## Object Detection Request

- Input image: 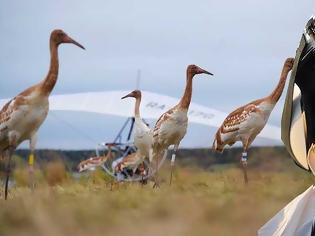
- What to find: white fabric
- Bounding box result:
[0,90,281,140]
[289,85,309,170]
[258,185,315,236]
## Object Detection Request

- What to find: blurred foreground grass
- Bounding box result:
[0,157,314,236]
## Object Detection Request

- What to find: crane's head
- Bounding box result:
[77,161,88,172]
[50,29,85,49]
[212,139,224,153]
[77,159,98,172]
[187,64,213,77]
[305,16,315,39]
[121,90,141,99]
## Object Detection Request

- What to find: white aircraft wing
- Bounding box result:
[0,90,280,141]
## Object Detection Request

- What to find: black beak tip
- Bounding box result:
[206,72,214,76]
[74,42,85,50]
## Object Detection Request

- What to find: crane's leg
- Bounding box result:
[240,139,250,184]
[169,144,179,186]
[241,151,248,184]
[137,161,146,186]
[148,149,153,163]
[29,134,37,191]
[152,149,166,188]
[4,145,16,200]
[153,152,160,188]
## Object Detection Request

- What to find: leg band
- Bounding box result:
[241,152,247,162]
[29,154,34,166]
[171,153,176,164]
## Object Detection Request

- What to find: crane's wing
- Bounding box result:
[219,102,263,134]
[153,107,175,138]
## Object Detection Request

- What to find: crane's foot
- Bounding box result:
[140,180,148,186]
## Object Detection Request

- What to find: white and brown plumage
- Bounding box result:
[213,58,294,183]
[113,153,147,187]
[121,90,153,163]
[0,29,85,199]
[114,152,142,174]
[152,64,213,186]
[78,145,113,172]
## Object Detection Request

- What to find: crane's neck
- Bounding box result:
[179,72,194,110]
[134,95,141,118]
[41,41,59,96]
[268,66,290,104]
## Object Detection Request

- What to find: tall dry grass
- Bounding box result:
[0,158,313,236]
[43,161,68,186]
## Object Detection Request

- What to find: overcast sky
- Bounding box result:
[0,0,314,149]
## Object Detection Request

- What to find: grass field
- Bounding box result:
[0,150,314,236]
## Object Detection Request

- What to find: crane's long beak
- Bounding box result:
[65,36,85,50]
[197,67,213,76]
[202,69,214,76]
[121,92,133,99]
